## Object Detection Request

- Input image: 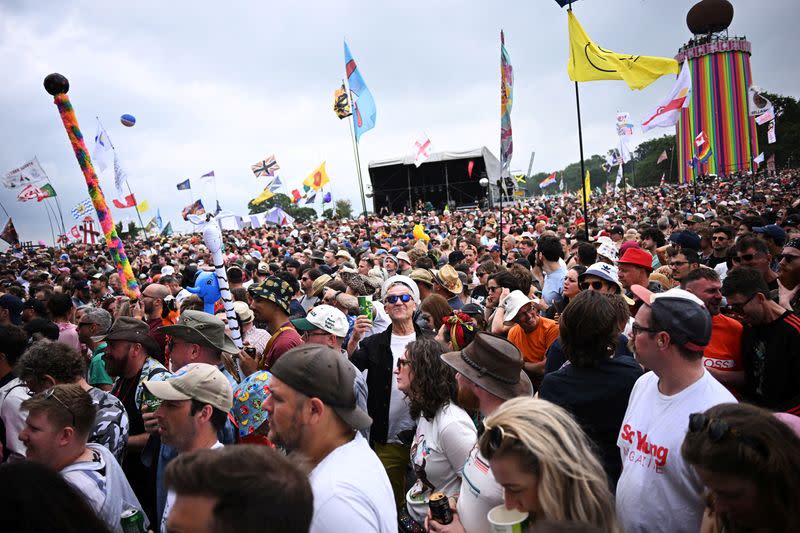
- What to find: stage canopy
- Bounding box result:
[367,147,501,214]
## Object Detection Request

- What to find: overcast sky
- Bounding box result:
[1,0,797,245]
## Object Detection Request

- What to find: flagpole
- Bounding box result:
[668,144,675,183]
[36,157,67,235]
[97,117,146,237]
[574,81,589,239]
[0,200,9,218]
[342,74,370,239]
[42,200,57,247]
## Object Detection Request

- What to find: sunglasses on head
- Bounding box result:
[43,388,76,427]
[688,412,768,457]
[484,424,515,453]
[385,294,413,304]
[579,280,605,290]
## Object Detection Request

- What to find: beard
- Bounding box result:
[456,382,480,412]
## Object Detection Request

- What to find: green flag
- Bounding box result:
[36,183,56,201]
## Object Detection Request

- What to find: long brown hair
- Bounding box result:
[405,337,457,420]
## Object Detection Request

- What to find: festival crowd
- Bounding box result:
[1,169,799,533]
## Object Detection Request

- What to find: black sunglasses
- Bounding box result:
[396,358,411,370]
[733,253,757,263]
[485,424,514,453]
[44,388,76,427]
[385,294,413,304]
[722,293,757,315]
[579,280,605,291]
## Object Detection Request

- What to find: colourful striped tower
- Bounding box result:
[675,38,758,182]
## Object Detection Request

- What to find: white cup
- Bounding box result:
[487,505,529,533]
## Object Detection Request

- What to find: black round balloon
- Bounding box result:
[43,73,69,95]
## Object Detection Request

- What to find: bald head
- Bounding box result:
[142,283,170,318]
[146,284,170,299]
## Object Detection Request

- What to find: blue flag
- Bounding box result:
[155,208,163,231]
[344,41,376,143]
[176,179,191,190]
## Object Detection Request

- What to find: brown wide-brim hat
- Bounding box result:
[441,331,532,400]
[433,264,463,295]
[160,310,239,354]
[93,316,161,355]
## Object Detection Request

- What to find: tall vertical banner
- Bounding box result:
[500,30,514,178]
[344,42,376,143]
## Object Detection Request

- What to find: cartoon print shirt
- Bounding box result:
[407,403,477,523]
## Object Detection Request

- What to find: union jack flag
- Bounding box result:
[251,155,280,178]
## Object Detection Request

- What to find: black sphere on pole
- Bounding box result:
[43,73,69,95]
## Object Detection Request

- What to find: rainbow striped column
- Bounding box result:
[675,38,759,183]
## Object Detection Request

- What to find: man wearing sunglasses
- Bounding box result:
[703,227,734,269]
[778,237,800,312]
[616,286,735,533]
[732,236,779,292]
[20,383,148,532]
[722,267,800,413]
[349,275,424,508]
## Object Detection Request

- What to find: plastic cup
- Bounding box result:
[487,505,528,533]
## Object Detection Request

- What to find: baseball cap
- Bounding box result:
[291,304,349,338]
[144,362,233,413]
[160,265,175,276]
[668,230,701,251]
[381,275,420,304]
[630,285,711,351]
[0,294,24,325]
[752,224,787,245]
[233,301,254,324]
[270,344,372,431]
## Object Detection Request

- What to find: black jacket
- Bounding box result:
[351,322,425,445]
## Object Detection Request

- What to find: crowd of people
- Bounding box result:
[1,168,800,533]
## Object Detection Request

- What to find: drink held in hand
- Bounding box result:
[358,295,373,321]
[428,492,453,525]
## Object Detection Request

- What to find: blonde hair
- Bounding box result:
[479,398,620,532]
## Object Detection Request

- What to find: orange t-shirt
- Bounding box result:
[703,313,743,395]
[507,318,560,363]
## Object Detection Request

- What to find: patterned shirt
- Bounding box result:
[88,386,129,463]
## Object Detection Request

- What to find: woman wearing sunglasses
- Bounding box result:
[681,402,800,533]
[477,397,620,531]
[395,337,477,531]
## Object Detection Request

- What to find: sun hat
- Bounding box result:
[93,316,160,354]
[501,290,538,323]
[396,251,412,265]
[247,276,294,314]
[580,262,621,285]
[630,285,711,351]
[432,264,463,295]
[409,268,434,288]
[270,344,372,431]
[233,301,254,324]
[232,371,272,438]
[619,248,654,272]
[161,310,239,354]
[144,362,233,413]
[441,332,533,400]
[596,241,619,263]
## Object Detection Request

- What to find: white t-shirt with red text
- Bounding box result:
[615,370,736,533]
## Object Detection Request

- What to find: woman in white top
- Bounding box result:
[396,337,477,529]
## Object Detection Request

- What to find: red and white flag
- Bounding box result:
[112,194,137,209]
[657,150,668,164]
[641,62,692,132]
[413,136,432,168]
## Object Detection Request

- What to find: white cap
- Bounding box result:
[292,304,349,337]
[502,290,539,323]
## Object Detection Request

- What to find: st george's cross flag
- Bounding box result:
[641,61,692,132]
[414,136,432,167]
[252,155,280,178]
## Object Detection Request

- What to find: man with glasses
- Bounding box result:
[100,316,171,523]
[667,248,700,285]
[722,267,800,412]
[778,238,800,312]
[349,275,423,508]
[732,236,779,292]
[77,308,115,392]
[20,383,148,532]
[297,268,323,311]
[704,227,734,269]
[616,286,735,533]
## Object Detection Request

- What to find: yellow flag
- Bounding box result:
[136,200,150,213]
[302,162,330,191]
[567,11,679,90]
[251,188,274,206]
[583,170,591,205]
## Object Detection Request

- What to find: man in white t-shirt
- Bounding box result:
[616,286,736,533]
[432,332,534,533]
[20,384,146,533]
[143,363,233,533]
[265,344,396,533]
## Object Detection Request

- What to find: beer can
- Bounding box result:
[428,492,453,525]
[120,508,147,533]
[358,295,373,321]
[142,388,162,412]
